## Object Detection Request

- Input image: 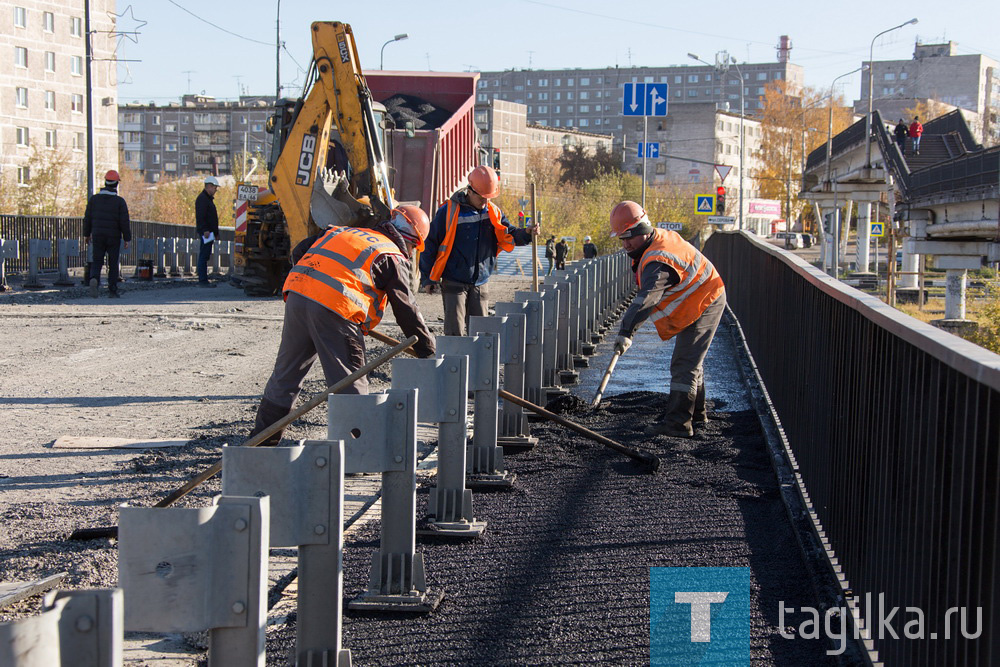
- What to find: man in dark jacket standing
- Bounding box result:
[195,176,221,287]
[545,236,556,275]
[84,169,131,298]
[583,235,598,259]
[419,166,538,336]
[893,119,908,153]
[554,237,569,270]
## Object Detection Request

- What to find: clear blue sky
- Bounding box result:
[114,0,996,106]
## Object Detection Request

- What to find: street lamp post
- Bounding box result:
[380,33,408,70]
[689,53,744,230]
[828,66,867,277]
[865,18,917,167]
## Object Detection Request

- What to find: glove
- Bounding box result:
[614,335,632,356]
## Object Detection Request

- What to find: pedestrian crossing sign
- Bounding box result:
[871,222,885,237]
[695,195,716,215]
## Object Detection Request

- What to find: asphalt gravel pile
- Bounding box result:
[382,93,453,130]
[265,391,834,665]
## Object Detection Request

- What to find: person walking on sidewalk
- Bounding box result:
[249,206,436,445]
[545,236,556,275]
[84,170,131,299]
[893,119,908,154]
[609,201,726,438]
[909,116,924,155]
[195,176,221,287]
[420,165,538,335]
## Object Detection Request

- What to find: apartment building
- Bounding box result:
[858,41,1000,144]
[118,95,274,183]
[1,1,118,193]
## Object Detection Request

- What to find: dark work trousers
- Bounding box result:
[668,290,727,395]
[91,234,121,293]
[261,292,368,416]
[440,278,489,336]
[197,239,214,283]
[546,257,554,275]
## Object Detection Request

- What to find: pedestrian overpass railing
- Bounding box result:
[0,215,234,275]
[704,230,1000,666]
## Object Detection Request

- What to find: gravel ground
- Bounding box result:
[0,272,531,624]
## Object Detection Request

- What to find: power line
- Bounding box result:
[165,0,271,46]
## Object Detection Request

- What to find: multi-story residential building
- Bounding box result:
[474,99,615,194]
[477,41,802,177]
[118,95,274,182]
[1,1,118,196]
[857,41,1000,144]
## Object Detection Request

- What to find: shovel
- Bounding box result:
[68,335,418,541]
[367,330,659,472]
[590,350,622,408]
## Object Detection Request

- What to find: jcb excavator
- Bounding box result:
[236,22,396,296]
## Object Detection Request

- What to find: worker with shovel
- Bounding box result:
[249,206,437,445]
[609,201,726,438]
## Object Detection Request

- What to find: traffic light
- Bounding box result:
[716,186,726,215]
[492,148,501,173]
[518,211,525,227]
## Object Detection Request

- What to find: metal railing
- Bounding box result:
[908,146,1000,201]
[805,114,869,173]
[705,230,1000,666]
[0,215,234,274]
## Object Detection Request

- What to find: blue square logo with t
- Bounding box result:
[650,567,751,665]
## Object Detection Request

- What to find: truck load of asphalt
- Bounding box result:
[382,93,453,131]
[265,391,834,665]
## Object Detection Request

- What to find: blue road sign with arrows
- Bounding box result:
[637,142,660,158]
[622,83,669,117]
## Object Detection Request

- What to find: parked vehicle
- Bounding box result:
[772,232,804,249]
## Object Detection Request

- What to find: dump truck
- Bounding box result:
[235,22,484,297]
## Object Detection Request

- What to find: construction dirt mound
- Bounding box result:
[382,94,452,131]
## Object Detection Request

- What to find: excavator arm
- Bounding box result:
[240,21,396,296]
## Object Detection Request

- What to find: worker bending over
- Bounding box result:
[420,165,538,335]
[250,206,436,444]
[610,201,726,438]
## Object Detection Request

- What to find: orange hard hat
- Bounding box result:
[609,201,651,238]
[104,169,120,182]
[390,205,430,252]
[467,165,500,199]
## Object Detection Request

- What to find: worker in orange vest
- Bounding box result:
[420,165,538,335]
[249,206,436,444]
[609,201,727,438]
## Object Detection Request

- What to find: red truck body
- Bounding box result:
[364,71,480,220]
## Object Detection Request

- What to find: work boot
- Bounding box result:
[644,390,695,437]
[693,382,707,424]
[108,291,121,299]
[89,278,98,298]
[248,398,292,446]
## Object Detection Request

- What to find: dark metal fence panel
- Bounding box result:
[0,215,233,274]
[908,147,1000,200]
[704,231,1000,665]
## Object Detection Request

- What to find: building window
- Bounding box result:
[538,79,548,86]
[514,85,524,91]
[537,105,547,113]
[70,16,82,36]
[774,72,783,80]
[688,90,698,97]
[18,166,30,185]
[45,129,56,148]
[527,105,533,114]
[477,93,487,102]
[655,163,666,175]
[567,92,574,100]
[555,79,561,86]
[16,127,29,146]
[579,91,589,100]
[165,122,177,132]
[579,119,588,127]
[538,92,548,101]
[14,6,26,28]
[688,74,699,83]
[45,90,55,110]
[151,135,160,145]
[15,46,28,68]
[884,72,896,81]
[705,74,712,82]
[252,123,264,132]
[71,93,83,112]
[756,87,764,95]
[181,154,189,165]
[16,87,28,108]
[75,170,85,185]
[756,72,767,81]
[71,55,82,75]
[43,11,53,32]
[151,114,160,125]
[182,136,190,146]
[580,105,589,113]
[899,72,908,80]
[567,78,574,86]
[151,154,160,165]
[580,77,590,85]
[45,51,55,72]
[165,142,177,151]
[73,132,83,149]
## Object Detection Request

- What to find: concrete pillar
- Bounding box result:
[841,200,854,265]
[855,201,871,273]
[945,269,967,320]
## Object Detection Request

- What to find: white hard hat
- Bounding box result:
[584,236,592,242]
[204,176,220,186]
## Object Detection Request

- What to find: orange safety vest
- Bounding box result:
[638,228,725,341]
[428,200,515,282]
[283,226,403,334]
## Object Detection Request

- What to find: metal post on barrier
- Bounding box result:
[392,356,486,537]
[0,588,124,667]
[155,238,168,278]
[221,440,353,663]
[497,300,544,409]
[469,313,538,449]
[542,276,576,385]
[210,240,225,278]
[165,239,181,277]
[55,239,80,286]
[175,239,191,276]
[0,238,20,291]
[118,495,270,666]
[436,334,513,488]
[24,239,52,289]
[326,389,443,612]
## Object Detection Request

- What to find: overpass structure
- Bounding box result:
[801,109,1000,327]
